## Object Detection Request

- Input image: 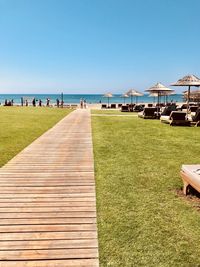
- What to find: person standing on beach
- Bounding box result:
[84,99,87,109]
[46,98,50,107]
[39,99,42,107]
[56,98,60,107]
[25,100,28,106]
[80,99,83,109]
[32,98,36,107]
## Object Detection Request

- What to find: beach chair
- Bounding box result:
[191,108,200,126]
[128,104,135,112]
[133,104,144,112]
[111,104,116,109]
[121,105,129,112]
[101,104,107,109]
[138,107,157,119]
[148,103,153,107]
[180,165,200,195]
[71,104,78,109]
[161,105,177,116]
[169,111,190,126]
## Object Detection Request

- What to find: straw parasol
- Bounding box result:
[146,82,174,115]
[126,89,143,104]
[120,93,129,104]
[103,92,113,107]
[171,74,200,118]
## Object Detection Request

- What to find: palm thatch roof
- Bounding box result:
[171,74,200,86]
[146,82,174,93]
[126,89,143,96]
[103,92,113,98]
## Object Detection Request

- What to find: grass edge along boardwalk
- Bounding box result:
[0,109,99,267]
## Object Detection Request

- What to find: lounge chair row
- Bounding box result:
[121,104,145,112]
[138,106,200,126]
[101,104,121,109]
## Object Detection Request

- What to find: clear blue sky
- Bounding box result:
[0,0,200,94]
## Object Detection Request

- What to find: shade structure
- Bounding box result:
[171,75,200,118]
[146,83,174,115]
[120,93,129,104]
[183,89,200,103]
[103,92,113,107]
[126,89,144,104]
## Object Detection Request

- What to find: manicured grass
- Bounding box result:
[92,113,200,266]
[0,107,72,167]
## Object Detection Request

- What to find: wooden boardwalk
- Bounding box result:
[0,109,99,267]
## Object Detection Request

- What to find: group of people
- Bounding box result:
[80,99,87,109]
[4,99,14,106]
[20,98,50,107]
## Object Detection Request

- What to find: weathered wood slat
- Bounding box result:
[0,218,96,225]
[0,239,98,250]
[0,110,99,266]
[0,231,97,241]
[0,248,98,260]
[0,259,99,267]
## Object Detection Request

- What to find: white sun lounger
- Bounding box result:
[180,165,200,195]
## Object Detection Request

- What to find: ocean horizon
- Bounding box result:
[0,93,184,105]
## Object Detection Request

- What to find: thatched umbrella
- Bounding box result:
[146,82,174,115]
[126,89,143,104]
[183,89,200,103]
[103,92,113,107]
[120,93,129,104]
[171,75,200,118]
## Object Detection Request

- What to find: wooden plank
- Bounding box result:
[0,259,99,267]
[0,239,98,250]
[0,207,96,212]
[0,211,96,218]
[0,217,96,225]
[0,231,97,241]
[0,248,98,260]
[0,224,97,233]
[0,201,96,207]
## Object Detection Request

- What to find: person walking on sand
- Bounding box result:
[56,98,60,107]
[84,99,87,109]
[80,99,83,109]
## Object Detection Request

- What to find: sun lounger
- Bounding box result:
[189,106,199,113]
[161,105,177,116]
[180,165,200,195]
[111,104,116,109]
[168,111,190,126]
[101,104,107,109]
[138,107,157,119]
[121,105,129,112]
[71,104,78,109]
[133,104,144,112]
[191,108,200,126]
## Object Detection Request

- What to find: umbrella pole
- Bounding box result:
[186,86,190,119]
[157,93,160,117]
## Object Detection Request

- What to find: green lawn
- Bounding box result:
[92,113,200,267]
[0,107,72,167]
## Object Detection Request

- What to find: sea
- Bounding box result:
[0,94,184,105]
